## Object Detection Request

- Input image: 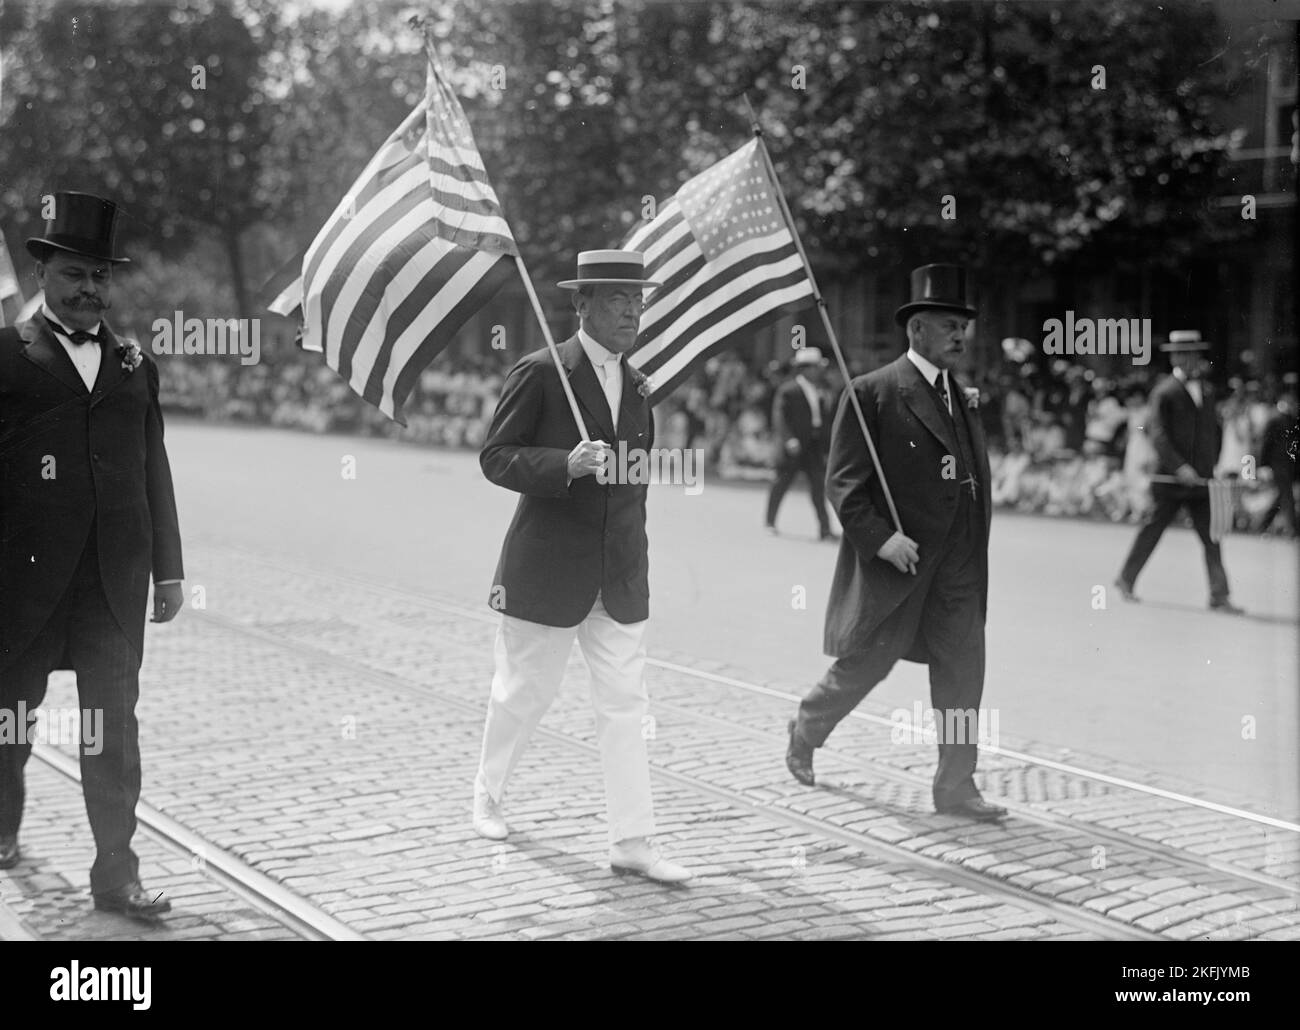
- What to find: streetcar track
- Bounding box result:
[634,696,1300,899]
[190,606,1168,940]
[27,743,368,941]
[193,544,1300,897]
[209,543,1300,835]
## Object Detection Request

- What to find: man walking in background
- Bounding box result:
[1115,330,1244,613]
[765,347,836,540]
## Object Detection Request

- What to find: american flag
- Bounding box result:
[286,50,516,422]
[623,139,816,404]
[1207,478,1237,542]
[0,229,22,326]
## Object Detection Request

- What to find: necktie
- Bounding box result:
[933,371,952,416]
[67,328,100,346]
[601,356,621,424]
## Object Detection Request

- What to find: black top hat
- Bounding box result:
[557,249,661,290]
[894,264,975,327]
[26,191,131,265]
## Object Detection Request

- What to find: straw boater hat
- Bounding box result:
[557,249,661,290]
[792,347,828,367]
[894,263,976,327]
[26,191,131,264]
[1160,329,1211,353]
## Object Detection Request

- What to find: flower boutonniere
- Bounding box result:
[628,365,653,399]
[117,337,144,374]
[963,386,981,410]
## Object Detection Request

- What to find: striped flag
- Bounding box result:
[262,251,305,317]
[1207,478,1236,542]
[0,228,22,327]
[623,138,816,404]
[295,50,517,422]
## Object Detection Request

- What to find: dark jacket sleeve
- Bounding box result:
[479,359,572,498]
[772,382,792,444]
[145,356,185,581]
[826,378,895,562]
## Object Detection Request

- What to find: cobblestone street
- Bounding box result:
[4,535,1296,941]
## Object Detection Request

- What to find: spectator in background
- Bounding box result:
[1257,391,1298,537]
[1059,365,1091,454]
[1216,377,1255,479]
[765,347,836,540]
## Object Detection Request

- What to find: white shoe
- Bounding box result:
[609,837,692,884]
[472,780,509,841]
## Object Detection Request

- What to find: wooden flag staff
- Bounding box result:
[415,17,589,443]
[515,250,591,444]
[742,96,904,535]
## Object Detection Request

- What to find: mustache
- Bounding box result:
[67,295,109,310]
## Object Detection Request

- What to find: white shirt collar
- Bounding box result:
[42,303,102,340]
[906,347,945,389]
[577,327,618,370]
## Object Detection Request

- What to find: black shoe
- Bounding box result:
[1210,599,1245,615]
[0,834,19,870]
[93,881,172,921]
[1114,578,1139,602]
[935,797,1007,822]
[786,720,815,787]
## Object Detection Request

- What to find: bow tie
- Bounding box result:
[49,319,101,345]
[65,328,102,346]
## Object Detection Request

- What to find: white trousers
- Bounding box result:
[476,593,655,843]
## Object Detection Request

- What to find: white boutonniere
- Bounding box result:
[628,365,652,399]
[117,337,144,374]
[963,387,980,410]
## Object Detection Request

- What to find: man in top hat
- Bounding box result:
[1115,330,1243,612]
[0,191,184,918]
[471,249,691,883]
[785,264,1007,822]
[765,346,837,540]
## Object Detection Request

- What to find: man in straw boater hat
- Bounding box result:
[1115,329,1244,613]
[471,249,691,883]
[0,191,184,918]
[785,264,1007,822]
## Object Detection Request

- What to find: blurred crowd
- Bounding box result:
[653,353,1299,534]
[158,341,1298,536]
[160,340,505,448]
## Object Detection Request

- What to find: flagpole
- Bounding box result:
[413,18,589,443]
[742,96,903,535]
[514,251,591,442]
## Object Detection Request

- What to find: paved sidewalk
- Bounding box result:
[3,538,1297,940]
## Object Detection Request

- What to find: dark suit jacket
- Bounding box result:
[823,354,992,659]
[771,377,831,456]
[0,313,184,669]
[1147,373,1219,479]
[481,334,653,627]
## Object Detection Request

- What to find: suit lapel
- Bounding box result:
[615,356,649,444]
[91,323,127,404]
[896,354,957,452]
[18,313,89,396]
[950,372,993,508]
[559,335,616,441]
